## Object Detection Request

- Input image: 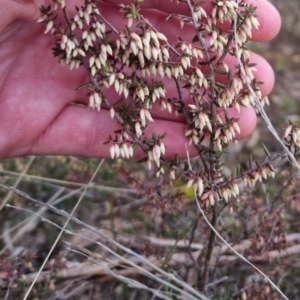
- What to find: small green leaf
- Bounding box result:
[75,82,90,90]
[262,143,272,159]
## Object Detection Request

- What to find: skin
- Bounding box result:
[0,0,281,159]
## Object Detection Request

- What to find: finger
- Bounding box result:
[70,48,272,128]
[27,105,196,158]
[241,0,281,42]
[204,0,281,42]
[100,0,281,42]
[27,104,254,159]
[219,51,275,97]
[97,50,274,122]
[155,50,275,103]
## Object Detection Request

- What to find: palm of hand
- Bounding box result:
[0,19,87,157]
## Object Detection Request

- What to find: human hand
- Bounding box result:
[0,0,281,159]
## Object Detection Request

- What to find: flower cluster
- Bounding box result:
[217,181,240,203]
[217,76,243,109]
[187,175,204,197]
[186,173,240,207]
[145,135,166,170]
[214,117,240,151]
[188,104,212,132]
[108,131,135,159]
[110,143,134,159]
[199,182,239,208]
[235,5,260,46]
[284,123,300,154]
[242,163,275,187]
[211,0,239,23]
[39,0,274,206]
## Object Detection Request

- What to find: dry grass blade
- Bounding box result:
[22,159,105,300]
[0,156,35,211]
[0,169,134,193]
[4,188,209,300]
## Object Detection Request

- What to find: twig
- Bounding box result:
[185,144,289,300]
[199,206,218,291]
